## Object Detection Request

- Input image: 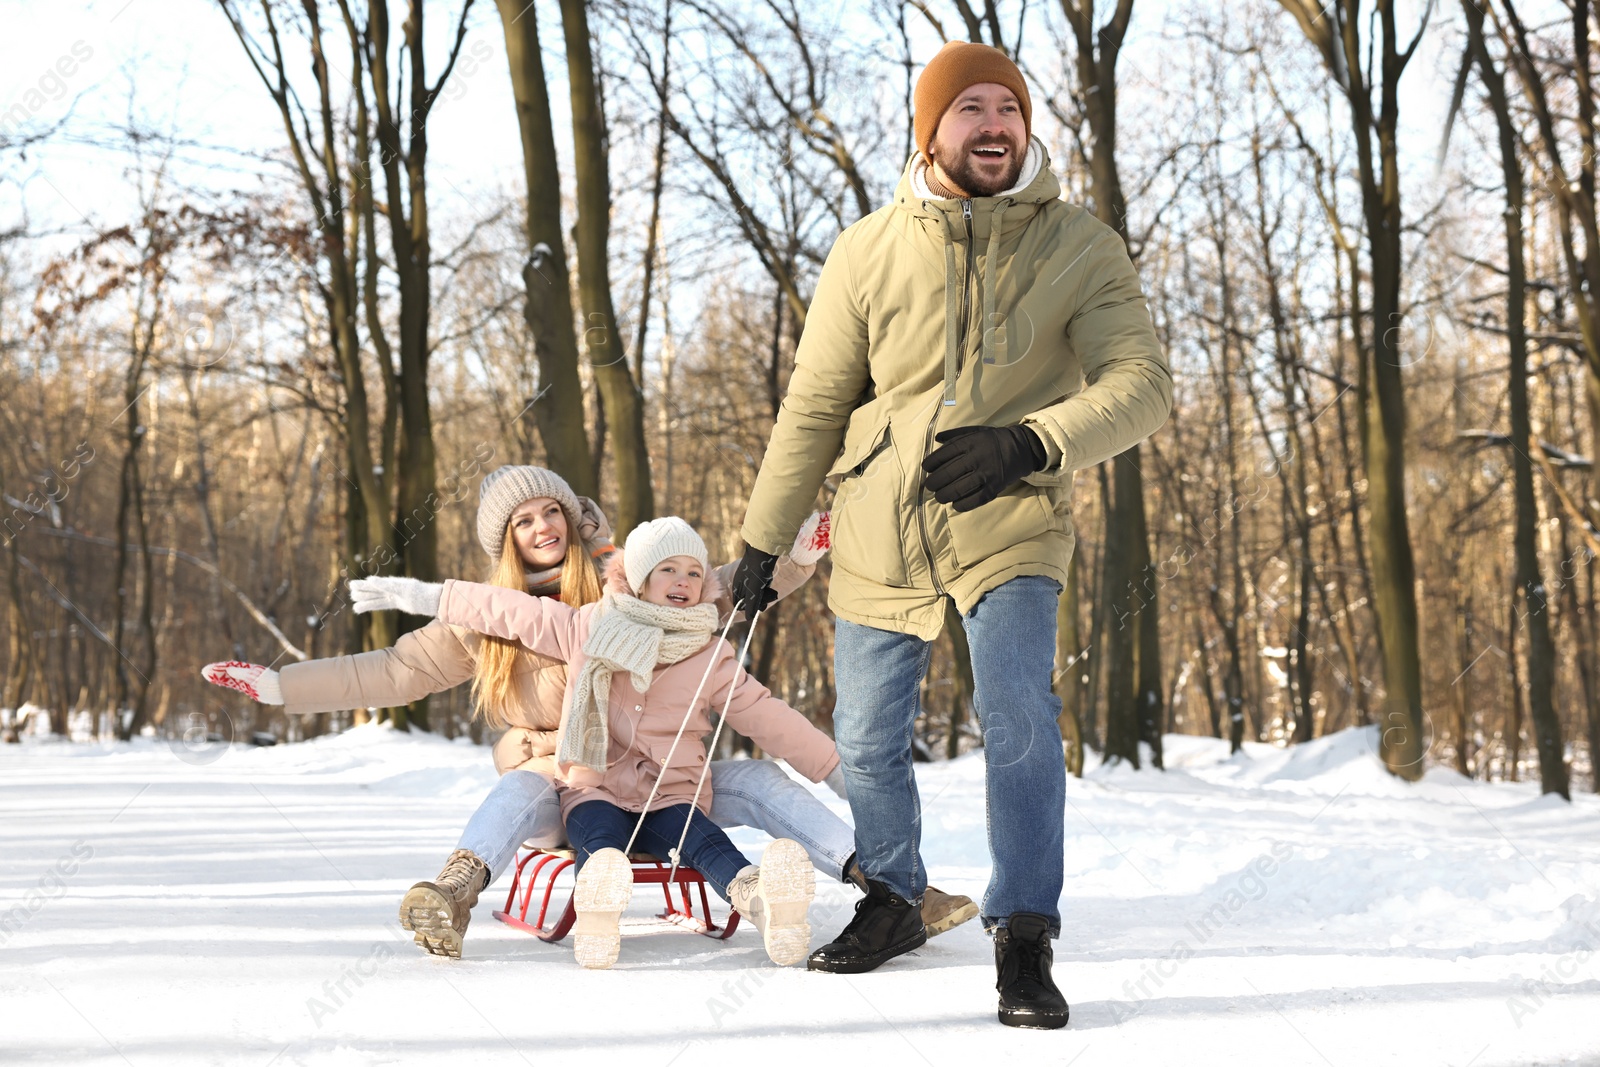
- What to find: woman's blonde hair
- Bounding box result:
[469,517,605,727]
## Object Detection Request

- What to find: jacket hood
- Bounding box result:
[893,136,1061,223]
[603,549,724,605]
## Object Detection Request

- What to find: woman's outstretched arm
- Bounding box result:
[204,620,479,714]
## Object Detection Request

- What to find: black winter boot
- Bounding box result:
[844,856,978,938]
[994,913,1069,1029]
[807,878,927,973]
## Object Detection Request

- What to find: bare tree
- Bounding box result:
[1276,0,1430,778]
[1453,0,1569,797]
[494,0,596,496]
[560,0,655,534]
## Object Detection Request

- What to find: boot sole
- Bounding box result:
[757,840,815,966]
[924,897,979,937]
[998,1005,1070,1029]
[399,883,465,959]
[572,849,633,970]
[806,926,927,974]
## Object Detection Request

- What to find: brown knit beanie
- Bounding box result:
[476,465,585,558]
[914,41,1032,160]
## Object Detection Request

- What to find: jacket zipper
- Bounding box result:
[916,200,976,600]
[957,200,975,370]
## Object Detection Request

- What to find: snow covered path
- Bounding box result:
[3,725,1598,1066]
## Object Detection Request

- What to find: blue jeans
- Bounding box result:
[456,769,563,879]
[564,800,751,902]
[832,575,1065,933]
[456,761,855,883]
[707,758,854,881]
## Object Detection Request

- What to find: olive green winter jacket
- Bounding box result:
[740,144,1172,640]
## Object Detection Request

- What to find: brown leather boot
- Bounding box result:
[399,849,489,959]
[844,857,977,937]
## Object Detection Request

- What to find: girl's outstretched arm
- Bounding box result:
[430,579,586,663]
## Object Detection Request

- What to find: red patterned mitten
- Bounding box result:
[201,661,283,705]
[790,511,831,566]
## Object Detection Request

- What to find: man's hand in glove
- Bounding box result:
[729,543,779,614]
[921,424,1048,513]
[349,576,444,617]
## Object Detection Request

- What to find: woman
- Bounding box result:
[204,465,976,957]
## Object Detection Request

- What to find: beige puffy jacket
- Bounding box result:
[433,561,840,817]
[741,144,1172,639]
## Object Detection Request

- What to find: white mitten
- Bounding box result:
[824,763,849,800]
[201,661,283,704]
[790,511,831,566]
[349,576,444,617]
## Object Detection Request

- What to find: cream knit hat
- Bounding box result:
[476,465,585,558]
[622,517,708,594]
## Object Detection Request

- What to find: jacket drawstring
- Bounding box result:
[983,201,1008,366]
[941,210,961,407]
[941,197,1012,399]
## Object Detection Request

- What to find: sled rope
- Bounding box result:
[622,604,754,867]
[660,610,763,886]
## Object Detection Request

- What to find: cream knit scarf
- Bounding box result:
[557,592,720,771]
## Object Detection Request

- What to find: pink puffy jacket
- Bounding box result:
[433,556,840,817]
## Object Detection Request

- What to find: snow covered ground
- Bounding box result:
[2,724,1598,1067]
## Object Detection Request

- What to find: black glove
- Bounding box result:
[921,424,1047,513]
[730,542,780,614]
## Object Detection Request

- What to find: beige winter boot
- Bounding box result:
[922,886,980,935]
[399,848,490,959]
[845,858,977,937]
[572,848,634,970]
[729,838,815,965]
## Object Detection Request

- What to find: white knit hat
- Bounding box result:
[622,517,708,594]
[476,466,585,558]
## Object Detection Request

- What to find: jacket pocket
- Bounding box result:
[828,410,910,588]
[946,484,1056,569]
[647,737,706,793]
[1021,465,1075,520]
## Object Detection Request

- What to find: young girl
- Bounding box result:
[350,516,840,970]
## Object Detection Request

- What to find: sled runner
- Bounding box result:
[493,845,741,942]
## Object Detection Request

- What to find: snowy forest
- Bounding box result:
[4,0,1597,796]
[7,1,1600,1063]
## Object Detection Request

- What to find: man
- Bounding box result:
[729,42,1172,1029]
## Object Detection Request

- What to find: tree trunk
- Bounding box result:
[364,0,476,731]
[1466,1,1568,797]
[367,0,440,608]
[1,462,32,715]
[1061,0,1159,768]
[222,0,398,667]
[1279,0,1427,777]
[632,0,673,388]
[1103,453,1142,766]
[945,599,976,760]
[110,348,149,739]
[560,0,654,535]
[495,0,595,497]
[1056,544,1085,776]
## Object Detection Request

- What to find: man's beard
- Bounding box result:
[930,131,1025,197]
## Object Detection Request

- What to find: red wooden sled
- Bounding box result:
[492,846,741,942]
